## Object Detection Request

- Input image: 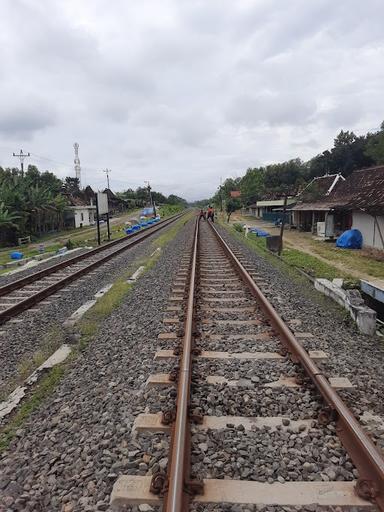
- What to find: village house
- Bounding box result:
[246,198,296,222]
[290,166,384,250]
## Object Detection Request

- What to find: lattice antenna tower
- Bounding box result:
[73,142,81,188]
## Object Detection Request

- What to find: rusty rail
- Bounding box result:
[163,217,200,511]
[0,213,185,325]
[208,220,384,509]
[0,213,185,298]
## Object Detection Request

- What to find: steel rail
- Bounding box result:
[208,220,384,509]
[0,213,185,298]
[163,217,199,512]
[0,213,185,325]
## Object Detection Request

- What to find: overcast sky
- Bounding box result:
[0,0,383,200]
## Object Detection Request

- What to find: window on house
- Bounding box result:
[81,213,84,221]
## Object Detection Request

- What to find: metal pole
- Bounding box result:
[95,194,101,246]
[278,194,288,256]
[106,212,111,241]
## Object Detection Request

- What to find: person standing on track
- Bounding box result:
[198,209,206,221]
[207,205,215,222]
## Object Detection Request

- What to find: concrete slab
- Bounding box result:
[94,283,113,298]
[207,333,273,341]
[158,332,177,340]
[150,247,161,257]
[163,317,180,324]
[127,265,145,284]
[109,457,369,508]
[202,319,261,326]
[0,344,71,419]
[154,349,327,361]
[154,350,283,360]
[132,412,313,434]
[166,306,182,312]
[201,297,250,303]
[63,300,97,327]
[168,295,184,302]
[328,377,355,390]
[146,374,175,387]
[200,307,255,313]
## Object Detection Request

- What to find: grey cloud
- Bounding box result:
[0,99,56,138]
[0,0,383,200]
[226,93,316,128]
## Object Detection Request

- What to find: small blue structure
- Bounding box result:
[336,229,363,249]
[249,228,270,237]
[10,251,23,260]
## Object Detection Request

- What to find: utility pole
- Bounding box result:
[220,176,224,212]
[145,181,156,218]
[103,169,111,189]
[13,149,30,177]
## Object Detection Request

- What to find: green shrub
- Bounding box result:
[233,223,244,233]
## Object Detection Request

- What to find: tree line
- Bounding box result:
[0,165,187,245]
[212,122,384,209]
[117,188,187,208]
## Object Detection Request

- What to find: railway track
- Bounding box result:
[0,213,184,325]
[111,217,384,511]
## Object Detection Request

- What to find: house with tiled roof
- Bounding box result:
[291,167,384,250]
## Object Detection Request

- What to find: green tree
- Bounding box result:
[0,202,20,229]
[264,159,306,255]
[63,177,80,194]
[365,121,384,164]
[225,198,241,222]
[240,167,265,205]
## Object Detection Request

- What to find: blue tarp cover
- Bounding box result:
[336,229,362,249]
[249,228,270,237]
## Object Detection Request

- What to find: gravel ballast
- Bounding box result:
[1,218,383,512]
[0,220,186,396]
[216,225,384,415]
[0,217,195,510]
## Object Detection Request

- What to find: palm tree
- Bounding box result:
[0,202,20,229]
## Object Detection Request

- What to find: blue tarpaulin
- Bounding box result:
[250,228,270,237]
[336,229,362,249]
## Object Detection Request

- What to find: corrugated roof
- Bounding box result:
[331,166,384,212]
[293,166,384,214]
[290,202,345,211]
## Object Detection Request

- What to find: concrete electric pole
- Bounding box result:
[13,149,30,177]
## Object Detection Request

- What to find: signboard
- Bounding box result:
[97,192,109,215]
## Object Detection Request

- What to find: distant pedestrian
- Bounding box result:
[199,209,206,221]
[207,205,215,223]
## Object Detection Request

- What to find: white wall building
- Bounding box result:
[70,206,96,228]
[352,211,384,250]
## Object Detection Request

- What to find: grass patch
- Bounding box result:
[307,239,384,280]
[78,278,133,348]
[282,246,351,280]
[153,211,194,249]
[17,326,66,381]
[223,222,352,280]
[0,366,65,452]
